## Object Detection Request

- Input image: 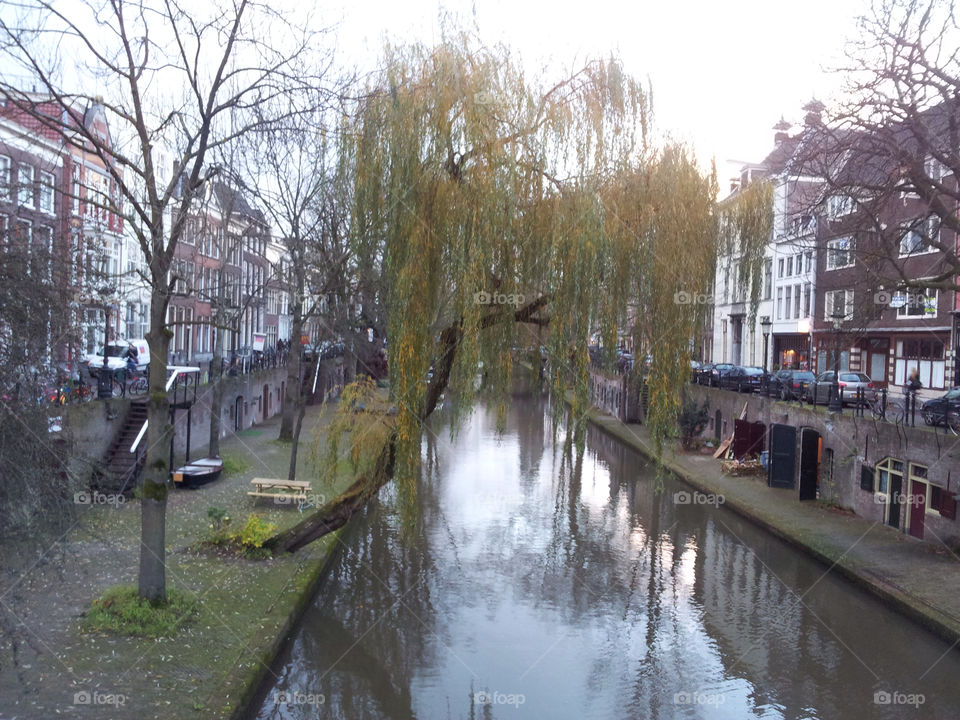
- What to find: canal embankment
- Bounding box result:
[575,397,960,647]
[0,401,374,720]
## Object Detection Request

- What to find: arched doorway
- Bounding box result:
[263,385,269,421]
[234,396,243,432]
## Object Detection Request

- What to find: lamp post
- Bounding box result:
[829,311,844,412]
[952,309,960,388]
[97,284,117,399]
[760,316,772,373]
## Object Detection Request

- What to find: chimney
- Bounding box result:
[773,117,791,146]
[802,99,825,127]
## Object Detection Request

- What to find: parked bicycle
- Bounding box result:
[121,367,149,397]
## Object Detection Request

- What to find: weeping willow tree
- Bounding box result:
[720,179,774,324]
[266,37,719,552]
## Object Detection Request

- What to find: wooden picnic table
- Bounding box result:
[248,478,312,507]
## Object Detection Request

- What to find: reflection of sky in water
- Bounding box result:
[413,409,765,718]
[253,400,960,720]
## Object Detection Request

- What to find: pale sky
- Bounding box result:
[318,0,867,182]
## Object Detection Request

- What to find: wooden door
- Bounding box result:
[908,480,926,539]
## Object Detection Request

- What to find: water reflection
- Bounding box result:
[249,396,960,719]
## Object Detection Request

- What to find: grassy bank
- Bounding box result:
[0,400,394,719]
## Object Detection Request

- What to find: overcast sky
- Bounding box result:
[319,0,867,182]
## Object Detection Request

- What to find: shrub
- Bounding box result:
[232,513,276,550]
[206,506,230,531]
[677,395,709,450]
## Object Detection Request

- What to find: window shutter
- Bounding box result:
[860,464,874,491]
[940,489,957,520]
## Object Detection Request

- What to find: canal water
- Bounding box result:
[248,396,960,719]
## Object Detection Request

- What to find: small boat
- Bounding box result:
[173,456,224,488]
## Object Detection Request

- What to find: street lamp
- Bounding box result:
[760,316,772,373]
[829,311,844,412]
[952,309,960,388]
[97,284,117,399]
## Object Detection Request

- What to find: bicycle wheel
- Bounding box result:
[886,400,905,423]
[947,410,960,436]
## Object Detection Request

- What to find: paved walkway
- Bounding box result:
[583,406,960,646]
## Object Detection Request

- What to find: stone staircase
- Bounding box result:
[95,400,147,494]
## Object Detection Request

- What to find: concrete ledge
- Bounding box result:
[577,401,960,647]
[228,529,346,720]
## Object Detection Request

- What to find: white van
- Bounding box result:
[86,338,151,373]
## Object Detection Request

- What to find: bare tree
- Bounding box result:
[0,0,321,602]
[796,0,960,290]
[235,105,354,478]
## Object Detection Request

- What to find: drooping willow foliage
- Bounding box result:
[720,179,774,324]
[348,36,720,502]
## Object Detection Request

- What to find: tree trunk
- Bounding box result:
[264,300,548,554]
[279,312,303,441]
[287,396,307,481]
[139,293,172,603]
[265,436,394,553]
[208,326,224,458]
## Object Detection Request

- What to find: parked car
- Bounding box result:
[921,387,960,429]
[767,369,816,400]
[721,365,767,393]
[805,371,877,405]
[85,338,150,376]
[701,362,734,387]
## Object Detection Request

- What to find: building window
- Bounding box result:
[824,289,854,321]
[126,302,137,339]
[875,457,904,502]
[794,283,801,318]
[826,236,854,270]
[803,283,811,317]
[895,338,945,388]
[72,165,81,214]
[826,194,854,217]
[895,287,936,318]
[763,259,772,300]
[899,216,939,256]
[18,164,34,207]
[777,258,784,278]
[805,251,813,273]
[776,287,783,320]
[0,156,10,200]
[39,171,55,214]
[784,285,792,320]
[34,225,52,279]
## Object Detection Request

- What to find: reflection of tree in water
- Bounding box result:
[259,481,442,720]
[256,398,960,719]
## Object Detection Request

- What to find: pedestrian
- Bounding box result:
[905,367,922,394]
